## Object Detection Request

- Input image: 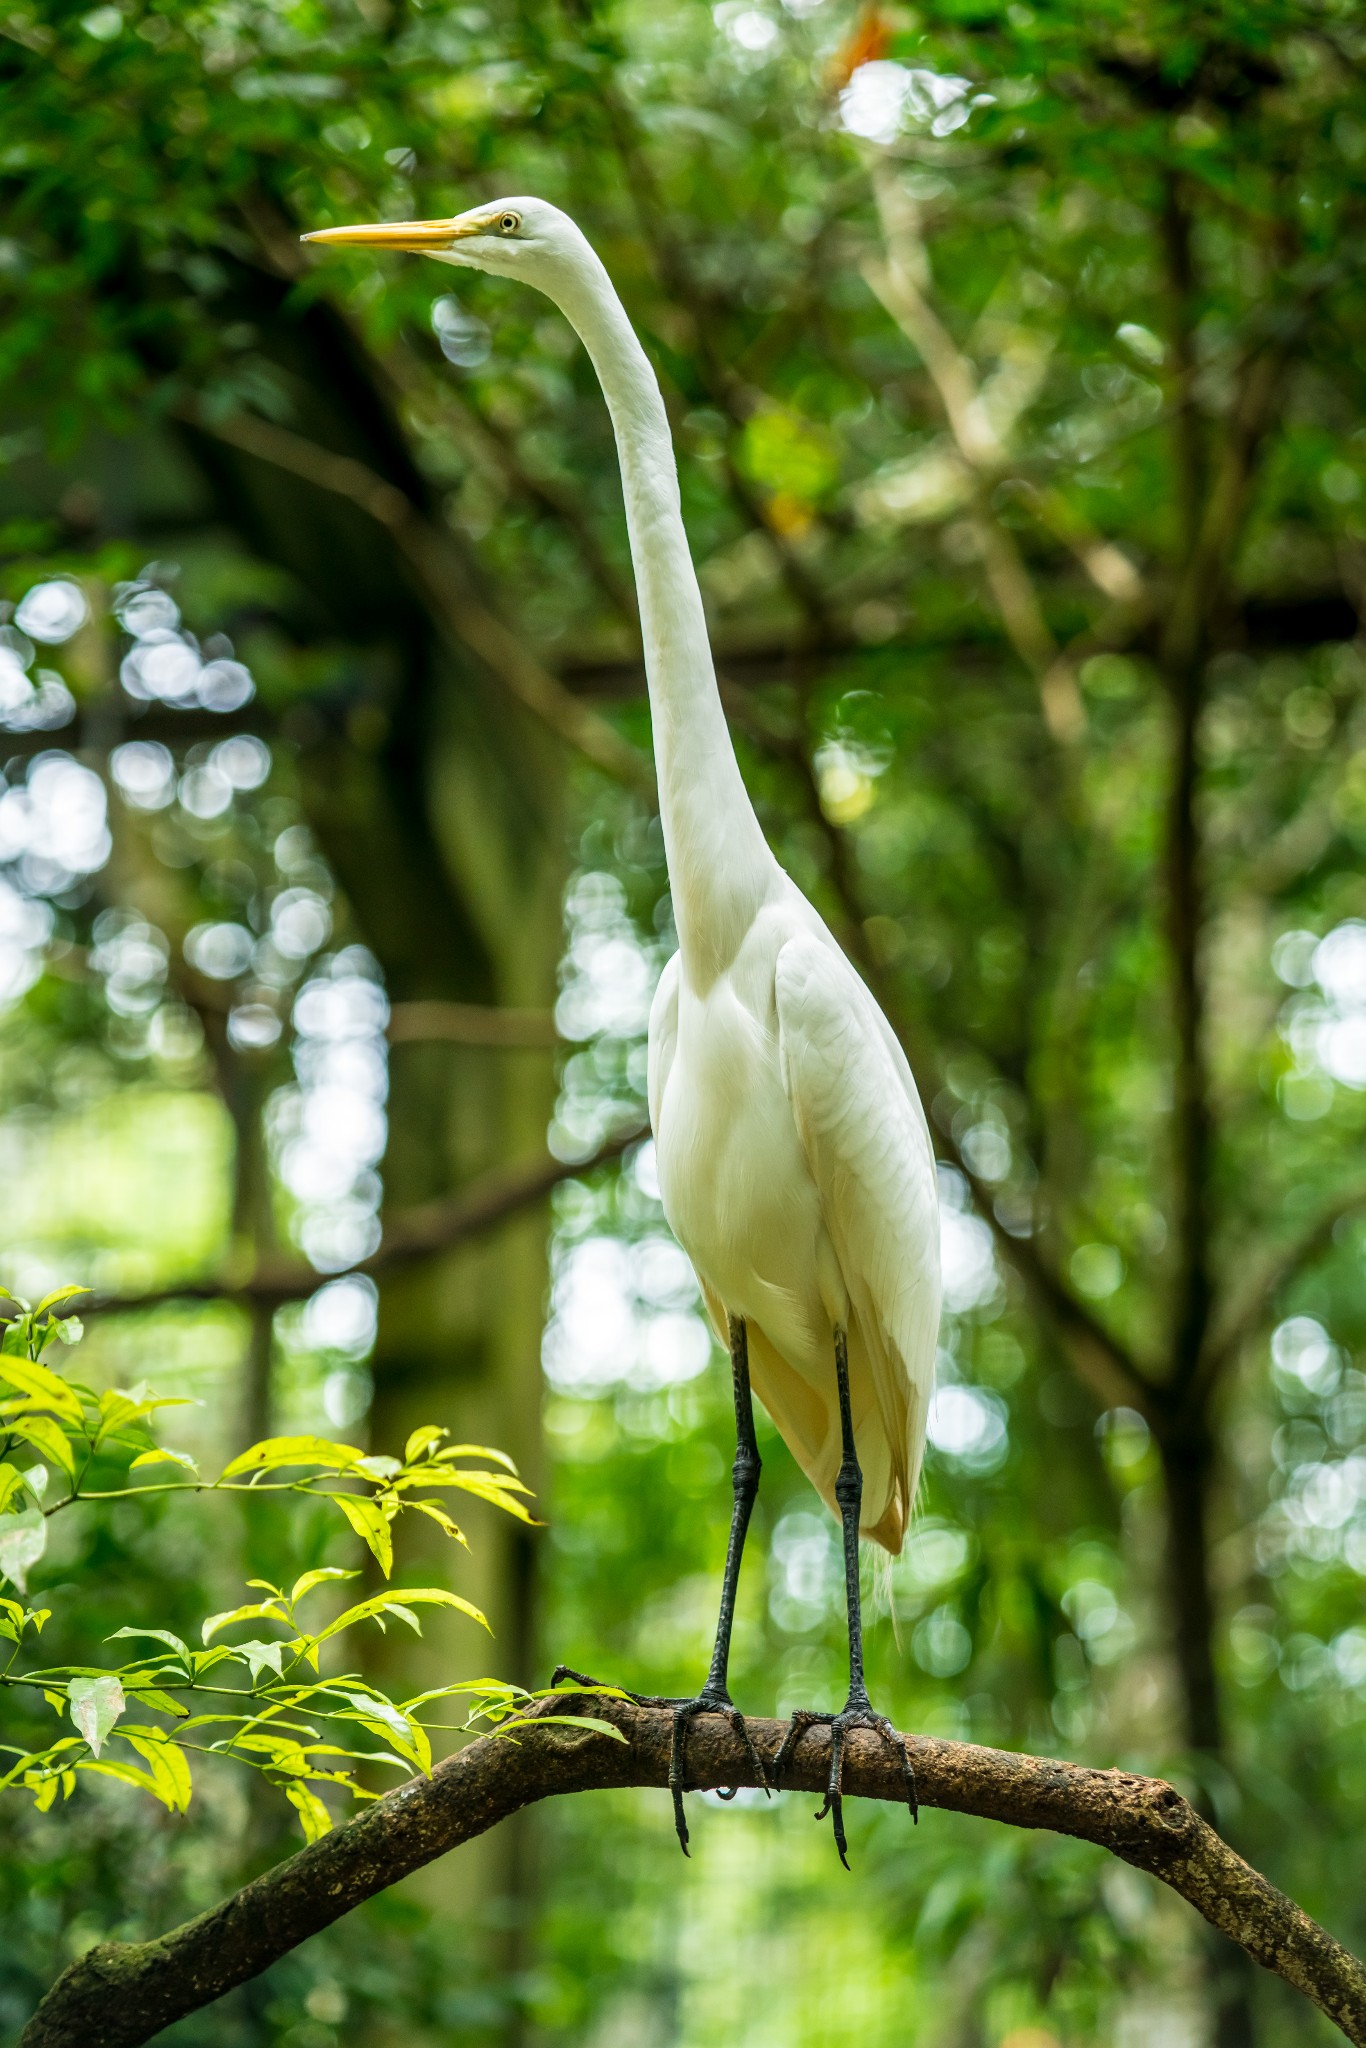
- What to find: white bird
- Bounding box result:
[305,198,941,1864]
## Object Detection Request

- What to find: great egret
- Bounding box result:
[305,198,941,1864]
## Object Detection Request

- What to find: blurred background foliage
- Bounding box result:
[2,0,1366,2043]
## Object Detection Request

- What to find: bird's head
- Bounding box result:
[302,195,586,294]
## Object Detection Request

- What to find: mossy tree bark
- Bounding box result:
[21,1699,1366,2048]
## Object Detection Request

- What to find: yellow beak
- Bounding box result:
[301,216,488,252]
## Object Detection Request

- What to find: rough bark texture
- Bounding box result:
[22,1696,1366,2048]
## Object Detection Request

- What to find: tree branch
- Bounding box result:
[863,161,1090,742]
[176,401,655,799]
[738,699,1159,1414]
[21,1699,1366,2048]
[566,30,838,640]
[1160,338,1292,1408]
[1193,1184,1366,1409]
[91,1125,647,1315]
[1163,611,1213,1393]
[387,999,559,1049]
[378,336,642,627]
[951,1146,1164,1416]
[359,1123,646,1270]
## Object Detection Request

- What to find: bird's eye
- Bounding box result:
[498,212,521,235]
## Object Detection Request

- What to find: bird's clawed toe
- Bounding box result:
[549,1664,619,1693]
[773,1698,916,1869]
[550,1670,769,1857]
[669,1693,770,1856]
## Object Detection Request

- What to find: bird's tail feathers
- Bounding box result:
[872,1547,902,1652]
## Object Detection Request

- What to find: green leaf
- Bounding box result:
[0,1356,83,1425]
[79,1757,162,1799]
[202,1600,287,1644]
[0,1509,47,1593]
[52,1317,83,1347]
[334,1690,431,1774]
[5,1414,76,1478]
[432,1443,519,1473]
[441,1477,536,1524]
[3,1737,81,1785]
[314,1587,488,1645]
[233,1638,287,1683]
[189,1646,243,1680]
[440,1467,533,1493]
[406,1501,468,1546]
[34,1286,90,1315]
[0,1465,25,1516]
[329,1492,393,1577]
[95,1386,191,1447]
[69,1676,126,1758]
[289,1567,360,1604]
[354,1454,401,1481]
[285,1781,334,1842]
[123,1687,189,1719]
[401,1679,520,1712]
[28,1772,59,1813]
[403,1425,447,1464]
[107,1627,192,1668]
[129,1446,200,1476]
[219,1435,364,1482]
[497,1714,629,1743]
[119,1728,192,1813]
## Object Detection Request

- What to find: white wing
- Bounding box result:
[774,930,940,1551]
[646,950,680,1139]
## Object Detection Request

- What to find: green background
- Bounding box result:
[2,1,1365,2042]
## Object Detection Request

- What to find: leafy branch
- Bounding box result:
[0,1290,574,1843]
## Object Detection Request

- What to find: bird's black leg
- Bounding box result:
[772,1326,917,1868]
[552,1313,768,1855]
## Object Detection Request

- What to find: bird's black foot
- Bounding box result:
[550,1666,769,1855]
[772,1692,917,1869]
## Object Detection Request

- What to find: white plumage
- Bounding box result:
[650,913,938,1552]
[305,195,940,1853]
[305,193,939,1555]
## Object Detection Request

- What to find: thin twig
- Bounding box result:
[91,1125,647,1317]
[175,400,654,798]
[1193,1185,1366,1409]
[863,161,1088,741]
[743,701,1158,1413]
[379,339,641,626]
[387,1000,559,1049]
[568,30,838,640]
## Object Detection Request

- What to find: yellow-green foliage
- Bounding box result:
[0,1289,607,1840]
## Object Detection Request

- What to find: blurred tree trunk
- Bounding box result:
[1157,1428,1255,2047]
[343,680,565,2041]
[142,261,574,2041]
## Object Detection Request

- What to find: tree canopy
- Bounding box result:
[3,1,1366,2043]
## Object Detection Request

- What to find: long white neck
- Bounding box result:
[548,246,779,986]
